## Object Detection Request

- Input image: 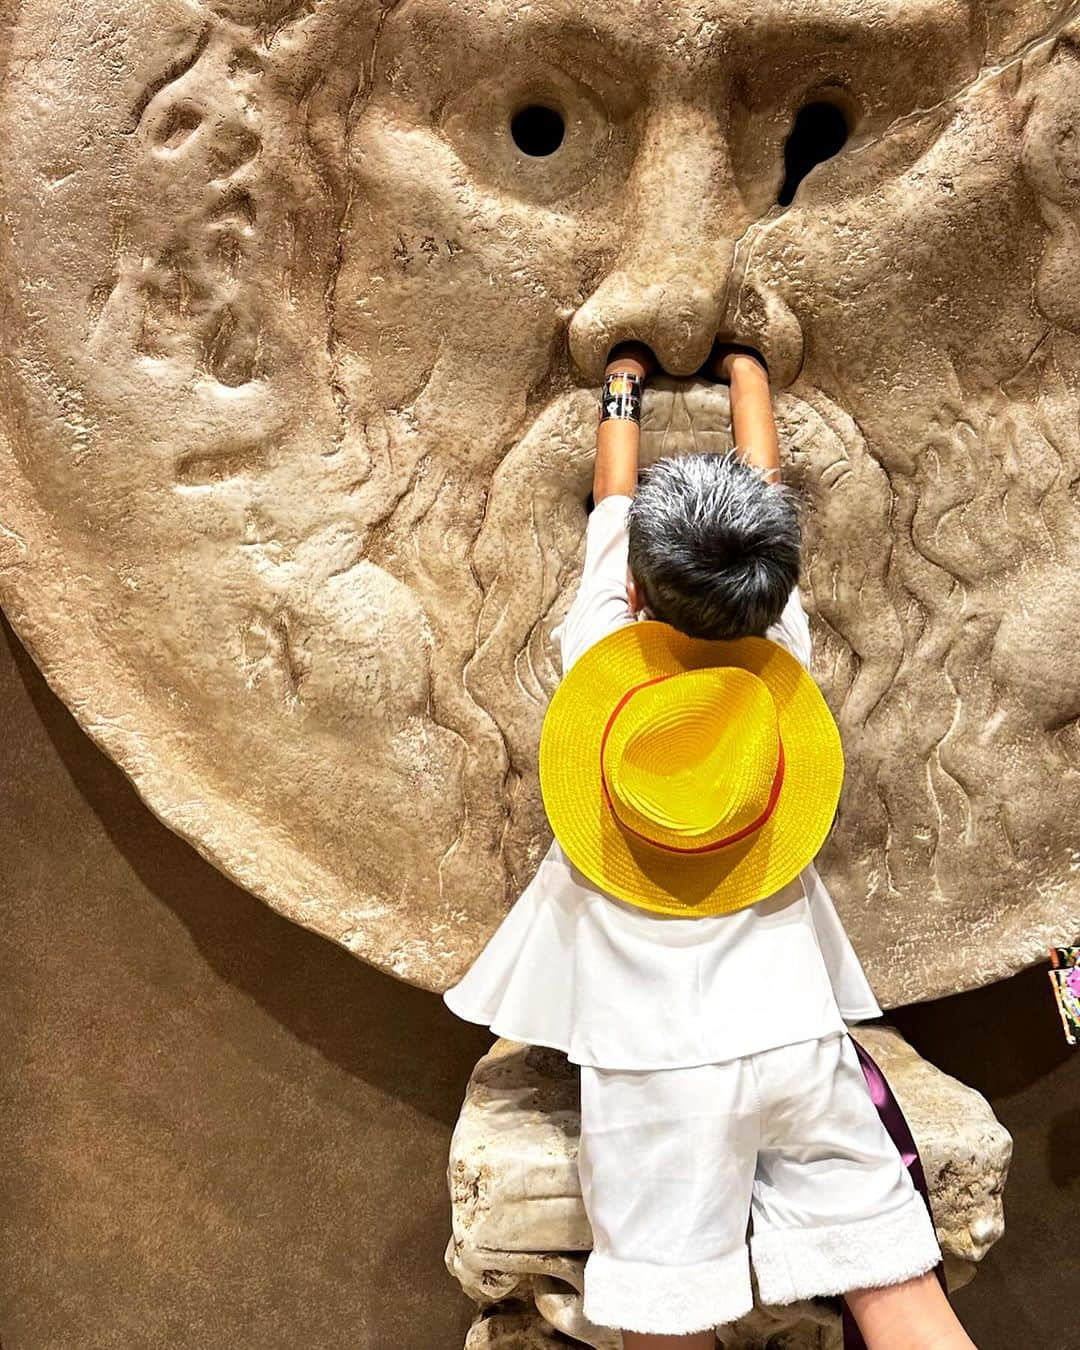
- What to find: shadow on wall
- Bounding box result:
[0,610,495,1349]
[2,613,494,1129]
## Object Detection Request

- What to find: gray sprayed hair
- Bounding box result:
[625,450,801,640]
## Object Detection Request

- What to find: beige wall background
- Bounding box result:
[1,608,1077,1350]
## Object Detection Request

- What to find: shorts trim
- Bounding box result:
[751,1191,943,1306]
[582,1245,753,1335]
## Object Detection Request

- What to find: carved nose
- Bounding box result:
[568,99,745,383]
[569,265,730,382]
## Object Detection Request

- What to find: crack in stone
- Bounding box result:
[856,2,1080,171]
[320,10,392,453]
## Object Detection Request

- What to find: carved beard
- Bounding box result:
[341,375,899,908]
[815,363,1077,978]
[802,347,1080,999]
[350,350,1080,993]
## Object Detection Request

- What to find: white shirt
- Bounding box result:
[442,494,883,1070]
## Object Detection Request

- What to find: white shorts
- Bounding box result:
[577,1030,943,1336]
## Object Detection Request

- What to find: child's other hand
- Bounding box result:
[709,342,769,384]
[605,341,657,380]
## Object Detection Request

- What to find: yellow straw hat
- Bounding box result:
[538,620,844,917]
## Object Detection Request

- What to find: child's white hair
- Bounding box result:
[626,450,801,640]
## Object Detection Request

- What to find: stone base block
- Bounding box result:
[446,1026,1011,1348]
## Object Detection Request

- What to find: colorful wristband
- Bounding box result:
[600,370,643,423]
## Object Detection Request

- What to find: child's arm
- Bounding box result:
[709,344,781,485]
[555,343,657,672]
[593,342,656,503]
[711,343,809,653]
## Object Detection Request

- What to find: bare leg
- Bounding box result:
[622,1331,716,1350]
[845,1270,977,1349]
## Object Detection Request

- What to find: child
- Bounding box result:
[443,341,977,1350]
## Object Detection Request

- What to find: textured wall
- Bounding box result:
[3,1,1080,1008]
[2,610,1078,1348]
[0,614,491,1350]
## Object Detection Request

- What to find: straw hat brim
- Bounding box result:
[539,620,844,917]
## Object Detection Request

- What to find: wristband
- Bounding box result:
[599,370,643,423]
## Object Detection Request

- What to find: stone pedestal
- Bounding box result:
[446,1028,1011,1349]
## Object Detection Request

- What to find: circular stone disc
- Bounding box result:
[2,0,1079,1004]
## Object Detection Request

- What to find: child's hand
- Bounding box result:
[605,341,657,380]
[709,342,769,384]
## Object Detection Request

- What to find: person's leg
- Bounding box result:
[622,1330,717,1350]
[576,1059,758,1339]
[749,1033,964,1340]
[845,1270,977,1349]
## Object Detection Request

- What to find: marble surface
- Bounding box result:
[1,1,1079,1000]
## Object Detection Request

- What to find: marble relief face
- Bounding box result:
[0,0,1078,1001]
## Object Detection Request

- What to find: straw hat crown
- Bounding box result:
[601,668,783,852]
[539,621,844,917]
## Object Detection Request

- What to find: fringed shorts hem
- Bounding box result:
[751,1190,943,1306]
[581,1246,753,1336]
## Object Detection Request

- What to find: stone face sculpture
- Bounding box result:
[1,1,1079,1002]
[446,1032,1012,1349]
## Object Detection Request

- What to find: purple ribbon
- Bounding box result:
[842,1035,950,1349]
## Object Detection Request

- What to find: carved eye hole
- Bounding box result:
[510,103,566,157]
[778,99,850,206]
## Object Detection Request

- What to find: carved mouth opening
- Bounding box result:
[581,378,734,514]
